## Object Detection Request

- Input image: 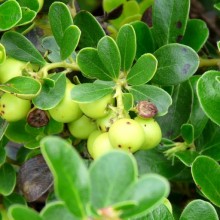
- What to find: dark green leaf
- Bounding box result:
[181,124,194,145]
[192,156,220,207]
[89,150,137,209]
[9,205,42,220]
[49,2,73,47]
[129,84,172,116]
[0,146,6,166]
[44,118,64,135]
[73,11,105,48]
[41,202,75,220]
[76,48,112,81]
[131,21,155,59]
[180,199,218,220]
[201,143,220,161]
[116,24,136,71]
[181,19,209,52]
[0,0,22,31]
[32,73,66,110]
[0,76,41,99]
[17,7,36,26]
[127,54,157,85]
[197,71,220,126]
[0,118,8,142]
[60,25,81,60]
[97,36,121,80]
[175,151,199,167]
[152,0,190,47]
[41,136,90,218]
[1,31,46,66]
[152,44,199,86]
[0,163,16,196]
[71,83,114,103]
[0,43,6,64]
[157,81,193,139]
[3,193,27,209]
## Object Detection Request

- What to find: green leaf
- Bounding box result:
[17,7,36,26]
[60,25,81,60]
[127,54,157,86]
[49,2,73,47]
[44,118,64,135]
[189,76,208,139]
[152,44,199,86]
[192,156,220,207]
[116,24,136,71]
[180,200,218,220]
[0,0,22,31]
[3,193,27,209]
[97,36,121,80]
[16,0,40,12]
[181,19,209,52]
[103,0,126,12]
[0,76,41,99]
[129,84,172,116]
[76,48,112,81]
[218,41,220,52]
[32,73,66,110]
[41,202,75,220]
[0,146,6,166]
[214,3,220,10]
[157,81,192,139]
[9,205,42,220]
[131,21,155,59]
[0,43,6,64]
[0,118,8,142]
[40,136,90,218]
[197,71,220,126]
[89,150,137,209]
[152,0,190,47]
[71,83,113,103]
[175,151,199,167]
[181,124,194,145]
[1,31,46,66]
[73,11,105,48]
[121,174,170,218]
[122,93,134,111]
[0,163,16,196]
[201,143,220,161]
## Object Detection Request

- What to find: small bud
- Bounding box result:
[27,108,49,127]
[137,101,158,118]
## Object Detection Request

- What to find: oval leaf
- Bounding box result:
[17,7,36,26]
[129,84,172,116]
[127,53,157,86]
[192,156,220,207]
[152,44,199,86]
[40,136,90,218]
[116,24,136,71]
[71,83,114,103]
[197,71,220,126]
[1,31,46,66]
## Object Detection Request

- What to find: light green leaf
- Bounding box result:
[40,136,90,218]
[71,83,114,103]
[197,71,220,126]
[127,53,157,86]
[103,0,126,12]
[17,7,36,26]
[214,3,220,10]
[0,43,6,64]
[152,44,199,86]
[181,124,194,145]
[192,156,220,207]
[116,24,136,71]
[16,0,40,12]
[122,93,134,111]
[180,200,218,220]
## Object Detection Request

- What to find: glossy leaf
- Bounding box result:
[127,54,157,86]
[192,156,220,207]
[60,25,81,60]
[71,83,113,103]
[41,136,90,218]
[181,19,209,52]
[152,0,190,47]
[77,48,112,81]
[116,24,136,71]
[201,143,220,161]
[175,151,199,167]
[0,43,6,64]
[41,202,75,220]
[180,199,218,220]
[97,36,121,80]
[152,44,199,86]
[1,31,46,66]
[157,81,193,139]
[197,71,220,126]
[49,2,73,47]
[129,84,172,116]
[16,0,40,12]
[0,76,41,99]
[32,73,66,110]
[89,150,137,209]
[0,163,16,196]
[103,0,126,12]
[131,21,154,59]
[17,7,36,26]
[181,124,194,144]
[9,205,42,220]
[74,11,105,48]
[0,0,22,31]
